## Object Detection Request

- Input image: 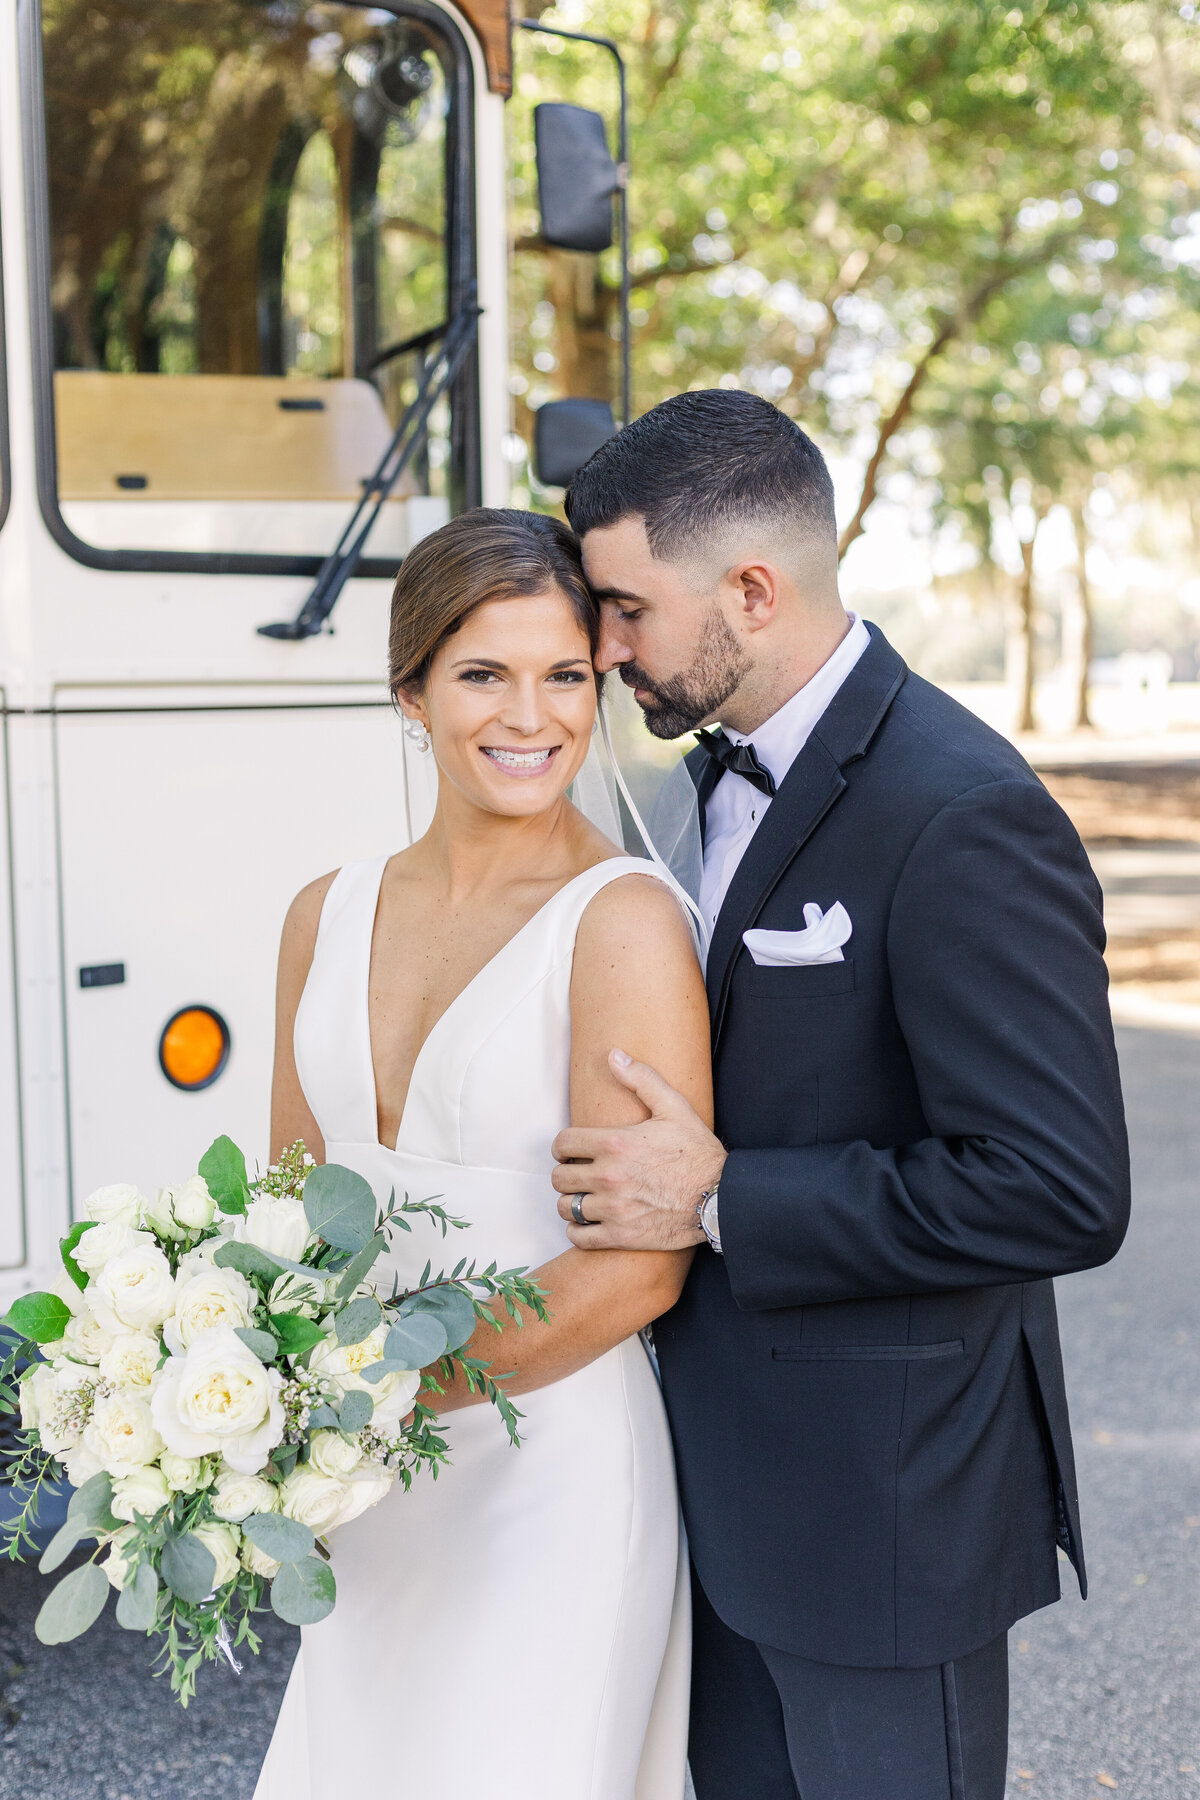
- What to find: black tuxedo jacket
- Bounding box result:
[653,625,1130,1671]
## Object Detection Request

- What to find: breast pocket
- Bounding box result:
[746,961,856,999]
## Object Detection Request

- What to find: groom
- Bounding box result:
[552,390,1130,1799]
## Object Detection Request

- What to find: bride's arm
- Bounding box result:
[269,874,337,1164]
[430,872,713,1410]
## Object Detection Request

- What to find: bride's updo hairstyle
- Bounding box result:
[388,508,597,701]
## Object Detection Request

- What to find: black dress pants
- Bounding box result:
[688,1570,1009,1800]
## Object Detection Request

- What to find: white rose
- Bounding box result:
[241,1538,281,1580]
[308,1430,364,1480]
[98,1332,160,1391]
[234,1194,311,1264]
[142,1188,185,1243]
[332,1462,396,1529]
[18,1371,40,1432]
[102,1526,139,1591]
[175,1238,221,1285]
[50,1271,85,1318]
[210,1467,278,1523]
[74,1220,150,1276]
[162,1266,256,1356]
[160,1452,212,1494]
[93,1243,176,1332]
[309,1325,421,1433]
[62,1307,117,1367]
[150,1325,284,1474]
[84,1184,145,1228]
[278,1466,349,1534]
[32,1361,95,1454]
[192,1521,240,1589]
[111,1465,171,1522]
[62,1441,105,1488]
[83,1392,163,1476]
[171,1176,216,1232]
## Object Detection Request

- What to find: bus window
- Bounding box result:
[37,0,473,568]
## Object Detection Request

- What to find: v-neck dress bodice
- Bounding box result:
[255,855,692,1800]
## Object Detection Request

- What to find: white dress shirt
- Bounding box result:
[698,615,871,934]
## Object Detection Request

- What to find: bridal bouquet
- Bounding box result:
[0,1137,546,1701]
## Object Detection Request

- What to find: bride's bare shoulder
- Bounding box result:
[573,870,700,987]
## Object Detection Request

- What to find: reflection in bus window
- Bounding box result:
[41,0,461,562]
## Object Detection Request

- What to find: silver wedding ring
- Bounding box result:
[570,1193,590,1227]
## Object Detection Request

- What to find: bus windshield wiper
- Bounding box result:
[258,295,481,641]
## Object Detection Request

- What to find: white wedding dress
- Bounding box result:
[254,854,691,1800]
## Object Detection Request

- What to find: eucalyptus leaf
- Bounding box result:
[383,1313,447,1369]
[213,1240,285,1284]
[333,1233,387,1301]
[160,1532,217,1604]
[307,1404,340,1429]
[4,1291,72,1345]
[270,1555,336,1626]
[67,1471,116,1526]
[302,1163,375,1254]
[334,1296,381,1347]
[402,1285,477,1354]
[361,1359,415,1386]
[198,1135,251,1217]
[243,1512,314,1564]
[115,1561,159,1632]
[234,1327,279,1363]
[39,1520,85,1575]
[270,1442,299,1479]
[35,1561,110,1644]
[337,1389,373,1433]
[269,1312,328,1358]
[59,1221,99,1293]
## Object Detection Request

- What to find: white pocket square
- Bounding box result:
[743,902,852,967]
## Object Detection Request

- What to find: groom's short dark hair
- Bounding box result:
[564,389,837,561]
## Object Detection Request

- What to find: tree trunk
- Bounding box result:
[547,250,614,400]
[1011,528,1038,734]
[1063,499,1094,730]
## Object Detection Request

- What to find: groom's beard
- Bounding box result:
[619,604,750,740]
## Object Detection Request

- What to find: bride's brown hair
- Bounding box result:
[388,508,598,700]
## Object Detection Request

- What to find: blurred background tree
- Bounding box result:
[508,0,1200,726]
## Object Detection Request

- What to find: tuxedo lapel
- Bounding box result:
[684,742,721,847]
[705,626,909,1047]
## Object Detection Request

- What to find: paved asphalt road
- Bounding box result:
[0,1022,1194,1798]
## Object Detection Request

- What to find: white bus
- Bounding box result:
[0,0,627,1306]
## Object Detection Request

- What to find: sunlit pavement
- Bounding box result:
[0,1025,1193,1797]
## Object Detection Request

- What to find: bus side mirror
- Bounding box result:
[534,398,616,488]
[534,103,621,253]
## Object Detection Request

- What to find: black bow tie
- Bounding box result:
[693,729,777,798]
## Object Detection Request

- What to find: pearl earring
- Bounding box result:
[403,717,431,753]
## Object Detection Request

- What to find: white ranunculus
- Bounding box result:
[308,1430,364,1480]
[98,1332,160,1391]
[171,1176,216,1232]
[192,1521,240,1589]
[62,1307,117,1367]
[162,1266,256,1357]
[83,1392,163,1477]
[210,1467,278,1524]
[241,1538,281,1580]
[111,1465,171,1522]
[160,1452,212,1494]
[150,1326,284,1474]
[74,1220,150,1276]
[235,1194,311,1264]
[102,1526,139,1591]
[142,1188,186,1243]
[62,1441,105,1489]
[93,1243,176,1333]
[84,1183,146,1228]
[30,1361,95,1454]
[175,1238,221,1285]
[278,1466,349,1535]
[309,1323,421,1433]
[332,1462,396,1529]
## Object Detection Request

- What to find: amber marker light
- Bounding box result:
[158,1005,230,1091]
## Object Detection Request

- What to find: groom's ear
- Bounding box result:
[725,559,783,633]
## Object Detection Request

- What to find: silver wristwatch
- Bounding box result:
[697,1183,722,1254]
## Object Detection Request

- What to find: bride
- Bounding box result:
[254,508,711,1799]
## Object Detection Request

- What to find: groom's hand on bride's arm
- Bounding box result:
[552,1050,726,1251]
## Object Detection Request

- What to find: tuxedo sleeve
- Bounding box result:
[718,776,1131,1310]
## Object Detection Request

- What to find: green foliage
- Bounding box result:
[59,1220,99,1292]
[337,1389,373,1433]
[198,1136,251,1216]
[160,1532,217,1604]
[213,1240,283,1284]
[4,1293,71,1345]
[334,1296,382,1347]
[269,1312,328,1358]
[381,1313,447,1370]
[303,1164,377,1253]
[270,1555,336,1626]
[399,1284,477,1354]
[35,1562,110,1645]
[39,1471,120,1574]
[242,1512,313,1563]
[234,1327,279,1363]
[115,1561,160,1633]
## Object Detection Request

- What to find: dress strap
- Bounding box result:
[293,857,388,1150]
